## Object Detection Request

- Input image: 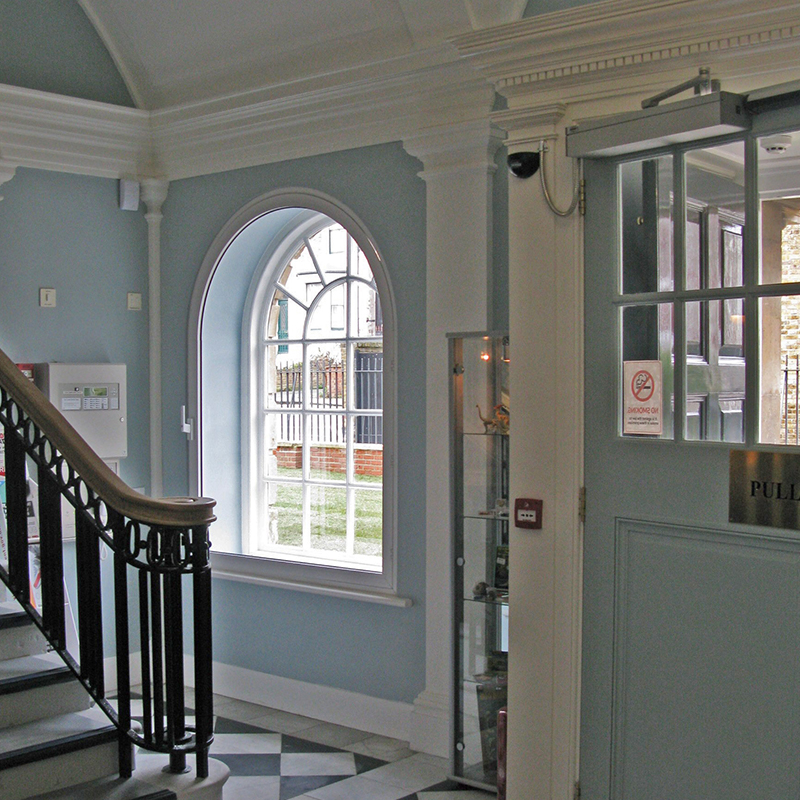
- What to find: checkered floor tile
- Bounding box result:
[207,713,491,800]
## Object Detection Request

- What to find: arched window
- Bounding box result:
[193,195,396,596]
[246,216,385,571]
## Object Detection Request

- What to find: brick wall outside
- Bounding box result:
[275,444,383,477]
[781,224,800,443]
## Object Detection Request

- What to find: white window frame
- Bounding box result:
[188,190,405,605]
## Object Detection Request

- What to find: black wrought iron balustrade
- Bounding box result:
[0,346,216,779]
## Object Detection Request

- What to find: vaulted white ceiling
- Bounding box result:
[78,0,529,109]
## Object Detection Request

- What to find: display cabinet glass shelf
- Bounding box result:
[449,331,509,791]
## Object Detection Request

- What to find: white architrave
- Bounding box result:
[141,178,170,498]
[449,2,800,799]
[403,118,505,757]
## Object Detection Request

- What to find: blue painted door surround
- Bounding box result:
[581,102,800,799]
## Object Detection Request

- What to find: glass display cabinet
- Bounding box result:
[448,331,510,791]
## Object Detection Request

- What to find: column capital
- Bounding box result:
[0,160,17,201]
[403,119,506,179]
[493,103,568,151]
[140,177,170,217]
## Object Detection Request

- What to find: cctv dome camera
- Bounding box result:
[507,152,540,179]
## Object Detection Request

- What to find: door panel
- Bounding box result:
[582,147,800,798]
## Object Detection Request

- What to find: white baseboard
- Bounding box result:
[104,654,445,753]
[409,689,450,759]
[185,657,416,744]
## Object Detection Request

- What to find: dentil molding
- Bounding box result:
[451,0,800,106]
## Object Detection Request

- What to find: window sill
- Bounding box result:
[210,551,412,607]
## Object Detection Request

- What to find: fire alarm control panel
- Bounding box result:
[34,363,127,460]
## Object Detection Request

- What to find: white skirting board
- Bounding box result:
[184,656,415,743]
[103,654,434,749]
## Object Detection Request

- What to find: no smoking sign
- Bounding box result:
[623,360,662,435]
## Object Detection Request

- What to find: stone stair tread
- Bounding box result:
[0,707,115,761]
[0,652,72,694]
[31,774,177,800]
[0,603,32,631]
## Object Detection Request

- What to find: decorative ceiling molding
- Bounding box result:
[152,60,495,180]
[451,0,800,106]
[0,84,151,178]
[4,0,799,181]
[0,57,493,181]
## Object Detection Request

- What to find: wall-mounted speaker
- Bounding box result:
[119,178,140,211]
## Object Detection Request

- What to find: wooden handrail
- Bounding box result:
[0,347,215,527]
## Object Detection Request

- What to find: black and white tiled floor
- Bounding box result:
[132,692,492,800]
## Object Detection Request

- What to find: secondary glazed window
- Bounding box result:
[248,220,385,572]
[618,129,800,444]
[196,196,397,596]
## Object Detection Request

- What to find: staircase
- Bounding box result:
[0,600,143,799]
[0,349,226,799]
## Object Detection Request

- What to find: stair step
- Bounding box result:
[0,653,91,728]
[0,609,30,630]
[0,653,73,694]
[28,774,177,800]
[0,710,117,767]
[0,603,48,661]
[0,710,123,800]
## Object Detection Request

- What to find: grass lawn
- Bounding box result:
[271,470,382,555]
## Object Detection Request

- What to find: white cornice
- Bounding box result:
[0,56,493,181]
[0,84,152,178]
[152,59,495,180]
[451,0,800,106]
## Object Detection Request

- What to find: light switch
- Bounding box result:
[39,288,56,308]
[127,292,143,311]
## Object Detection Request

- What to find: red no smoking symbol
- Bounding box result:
[631,369,655,402]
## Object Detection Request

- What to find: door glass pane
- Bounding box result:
[685,143,745,290]
[759,129,800,284]
[620,156,674,294]
[759,293,800,445]
[757,129,800,443]
[685,299,745,442]
[620,303,674,438]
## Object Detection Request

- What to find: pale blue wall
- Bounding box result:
[160,143,429,702]
[0,167,150,492]
[0,0,509,707]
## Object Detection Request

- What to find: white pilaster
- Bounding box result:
[141,178,170,499]
[497,106,584,800]
[403,119,505,757]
